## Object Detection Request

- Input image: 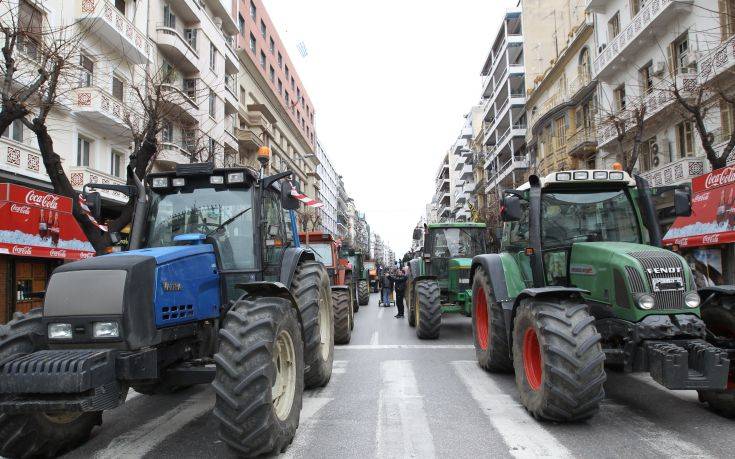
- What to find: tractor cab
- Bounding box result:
[422,223,487,292]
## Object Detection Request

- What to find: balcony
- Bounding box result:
[567,128,598,158]
[235,127,264,151]
[224,75,238,115]
[639,157,708,187]
[568,67,594,99]
[159,82,199,125]
[69,166,127,203]
[202,0,239,35]
[1,139,47,183]
[486,155,529,191]
[224,37,239,75]
[592,0,693,79]
[78,0,152,64]
[71,82,139,137]
[155,25,199,73]
[157,140,194,168]
[223,127,239,152]
[460,163,474,181]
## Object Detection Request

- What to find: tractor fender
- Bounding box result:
[408,258,421,278]
[280,247,316,290]
[235,281,304,335]
[699,285,735,311]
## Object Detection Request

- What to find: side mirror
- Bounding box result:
[674,189,692,217]
[412,227,422,240]
[281,181,300,210]
[83,191,102,221]
[501,195,522,222]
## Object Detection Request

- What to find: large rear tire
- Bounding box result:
[472,267,513,372]
[358,280,370,306]
[213,296,304,456]
[512,299,606,422]
[292,261,334,388]
[407,282,416,327]
[698,298,735,418]
[415,280,441,339]
[0,310,102,458]
[333,289,352,344]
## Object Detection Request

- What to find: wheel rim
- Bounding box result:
[710,324,735,390]
[414,293,420,324]
[272,330,297,421]
[475,288,489,350]
[523,327,543,391]
[43,412,83,424]
[318,286,332,360]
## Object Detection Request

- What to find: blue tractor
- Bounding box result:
[0,160,335,457]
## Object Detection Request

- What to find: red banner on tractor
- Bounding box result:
[663,166,735,248]
[0,184,95,260]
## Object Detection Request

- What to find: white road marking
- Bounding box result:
[452,361,572,459]
[332,359,347,374]
[342,344,473,350]
[378,307,385,319]
[94,390,214,459]
[370,331,379,345]
[299,396,333,422]
[628,373,700,403]
[376,360,435,458]
[125,389,143,402]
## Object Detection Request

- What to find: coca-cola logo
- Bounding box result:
[49,249,67,258]
[25,190,60,210]
[9,204,31,215]
[693,192,710,203]
[703,234,720,244]
[12,246,32,255]
[704,166,735,190]
[674,237,689,246]
[79,252,95,259]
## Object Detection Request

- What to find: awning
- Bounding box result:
[0,183,95,260]
[663,167,735,248]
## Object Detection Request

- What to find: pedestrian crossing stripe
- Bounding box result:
[338,344,474,349]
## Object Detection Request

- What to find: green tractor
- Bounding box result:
[406,223,487,339]
[470,169,734,421]
[342,248,370,307]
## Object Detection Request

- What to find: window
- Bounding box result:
[79,53,93,87]
[110,150,124,178]
[250,0,256,20]
[269,37,275,54]
[249,33,256,53]
[260,50,266,69]
[260,20,266,38]
[720,0,735,40]
[672,33,693,74]
[631,0,646,16]
[18,0,42,59]
[638,137,657,172]
[269,65,275,82]
[297,87,301,102]
[208,137,217,158]
[614,85,626,111]
[277,52,283,68]
[277,79,283,94]
[161,120,174,143]
[209,43,216,71]
[291,77,295,91]
[285,91,290,105]
[209,89,216,117]
[676,121,694,157]
[112,74,124,101]
[640,62,653,94]
[161,61,175,84]
[285,65,290,81]
[2,119,24,142]
[184,78,197,101]
[185,28,197,51]
[608,12,620,41]
[115,0,126,14]
[721,100,734,140]
[77,136,91,167]
[163,5,176,29]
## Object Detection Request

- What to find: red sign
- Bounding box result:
[0,184,95,260]
[663,167,735,248]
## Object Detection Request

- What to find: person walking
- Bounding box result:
[392,269,408,318]
[380,270,393,307]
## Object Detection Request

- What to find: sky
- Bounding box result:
[264,0,518,257]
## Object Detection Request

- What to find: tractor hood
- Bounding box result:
[568,242,697,321]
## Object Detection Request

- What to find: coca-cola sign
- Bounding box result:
[695,166,735,192]
[12,246,33,256]
[25,189,61,210]
[49,249,67,258]
[9,204,31,215]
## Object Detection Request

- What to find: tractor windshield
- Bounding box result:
[541,189,642,247]
[431,228,485,259]
[305,243,334,266]
[145,188,256,270]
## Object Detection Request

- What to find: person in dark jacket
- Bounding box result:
[392,270,408,318]
[380,271,393,306]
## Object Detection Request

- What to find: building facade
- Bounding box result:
[315,138,339,237]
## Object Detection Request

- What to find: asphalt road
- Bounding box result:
[63,293,734,459]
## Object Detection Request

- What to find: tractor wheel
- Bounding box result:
[358,280,370,306]
[292,261,334,388]
[0,310,102,458]
[349,289,355,331]
[415,280,441,339]
[333,289,352,345]
[407,283,416,327]
[512,298,606,422]
[472,267,513,372]
[698,299,735,418]
[213,296,304,456]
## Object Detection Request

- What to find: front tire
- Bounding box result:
[407,282,416,327]
[333,289,352,344]
[0,310,102,458]
[213,296,304,456]
[415,280,441,339]
[512,299,606,422]
[292,261,334,388]
[698,298,735,417]
[472,267,513,372]
[358,280,370,306]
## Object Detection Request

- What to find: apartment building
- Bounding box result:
[336,175,349,240]
[525,4,597,176]
[449,118,475,222]
[479,9,528,199]
[316,138,339,237]
[433,152,451,222]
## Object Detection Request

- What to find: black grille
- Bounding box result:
[456,269,471,288]
[627,251,687,310]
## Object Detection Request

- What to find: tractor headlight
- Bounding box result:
[151,177,169,188]
[48,323,72,339]
[172,178,186,187]
[684,292,701,309]
[636,293,655,310]
[93,321,120,338]
[227,172,245,183]
[209,175,224,184]
[609,171,625,180]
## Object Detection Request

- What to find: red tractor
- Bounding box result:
[300,232,355,343]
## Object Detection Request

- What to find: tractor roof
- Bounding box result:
[427,222,486,229]
[299,232,335,243]
[516,170,636,190]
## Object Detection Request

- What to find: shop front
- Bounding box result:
[0,183,95,323]
[663,166,735,287]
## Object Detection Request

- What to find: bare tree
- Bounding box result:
[297,207,322,233]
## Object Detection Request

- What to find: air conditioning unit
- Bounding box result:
[652,61,666,76]
[585,13,594,27]
[598,44,607,54]
[683,52,699,69]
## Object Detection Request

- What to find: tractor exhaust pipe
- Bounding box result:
[528,175,546,288]
[128,166,147,250]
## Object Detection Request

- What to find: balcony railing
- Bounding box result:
[79,0,152,64]
[1,138,46,182]
[72,77,141,134]
[486,155,529,190]
[69,166,127,202]
[155,25,199,72]
[639,156,708,187]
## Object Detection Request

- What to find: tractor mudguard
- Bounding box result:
[409,258,421,278]
[509,287,590,344]
[412,275,437,283]
[280,247,316,289]
[699,286,735,305]
[471,254,516,338]
[235,281,304,333]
